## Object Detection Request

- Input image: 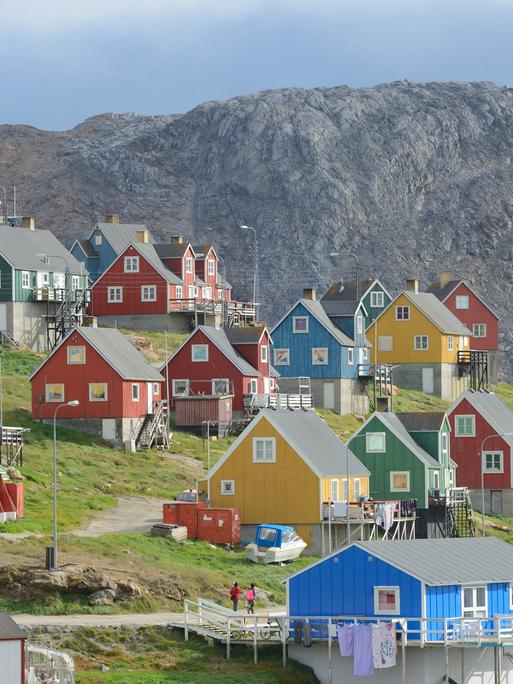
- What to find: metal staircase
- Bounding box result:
[0,331,22,350]
[39,287,91,349]
[458,350,489,390]
[359,364,393,412]
[136,400,170,450]
[447,487,475,537]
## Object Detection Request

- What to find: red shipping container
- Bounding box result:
[196,508,241,545]
[162,502,206,537]
[5,482,24,518]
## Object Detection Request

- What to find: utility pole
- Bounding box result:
[241,225,259,316]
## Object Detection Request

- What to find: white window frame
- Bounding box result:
[274,348,290,366]
[473,323,487,338]
[153,383,160,395]
[456,295,469,310]
[462,585,487,618]
[414,335,429,351]
[454,415,475,437]
[191,344,209,362]
[448,335,454,351]
[250,379,258,394]
[67,345,86,365]
[441,432,448,454]
[390,471,410,492]
[330,479,339,502]
[363,347,369,361]
[45,383,65,403]
[41,272,50,286]
[188,284,195,299]
[395,305,410,320]
[131,383,140,401]
[348,348,354,365]
[374,586,401,615]
[212,379,230,395]
[107,286,123,303]
[293,316,309,333]
[356,315,363,334]
[483,451,504,474]
[370,291,384,308]
[221,480,235,496]
[217,288,223,300]
[366,432,386,453]
[71,275,80,290]
[176,285,183,299]
[312,347,329,365]
[433,471,440,490]
[124,256,139,273]
[253,437,276,463]
[207,259,215,276]
[185,256,193,274]
[94,234,103,246]
[141,285,157,302]
[88,382,108,402]
[22,271,30,289]
[353,478,361,500]
[172,379,189,397]
[261,345,268,363]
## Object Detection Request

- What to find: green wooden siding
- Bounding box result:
[362,283,392,329]
[349,415,431,508]
[408,417,453,491]
[0,255,12,302]
[13,270,88,302]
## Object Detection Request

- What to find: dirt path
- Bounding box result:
[14,612,185,628]
[73,495,169,537]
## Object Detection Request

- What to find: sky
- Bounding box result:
[2,0,513,130]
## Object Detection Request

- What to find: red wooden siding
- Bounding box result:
[90,245,170,316]
[448,397,511,490]
[443,283,499,351]
[233,331,271,377]
[31,330,162,420]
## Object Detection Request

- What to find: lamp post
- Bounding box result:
[0,186,7,222]
[479,433,513,537]
[240,225,259,309]
[51,400,79,570]
[217,255,228,325]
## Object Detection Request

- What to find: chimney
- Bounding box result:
[170,234,184,244]
[440,271,454,288]
[21,216,36,230]
[303,287,317,300]
[406,278,419,293]
[106,213,120,224]
[136,229,149,244]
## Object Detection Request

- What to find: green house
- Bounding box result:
[348,411,455,509]
[320,278,393,331]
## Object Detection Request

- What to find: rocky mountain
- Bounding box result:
[1,81,513,376]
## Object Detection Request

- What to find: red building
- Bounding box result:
[29,327,165,449]
[427,272,499,383]
[161,325,274,415]
[447,389,513,516]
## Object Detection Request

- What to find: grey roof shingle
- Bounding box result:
[296,299,362,347]
[226,326,267,345]
[95,223,153,254]
[76,239,98,258]
[0,612,25,639]
[261,408,369,478]
[375,413,441,468]
[0,227,86,273]
[196,326,260,377]
[426,279,461,302]
[154,243,189,259]
[321,300,361,317]
[354,538,513,585]
[133,244,182,285]
[404,292,471,335]
[396,412,446,432]
[322,280,375,302]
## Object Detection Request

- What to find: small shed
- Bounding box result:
[0,612,25,684]
[174,394,233,436]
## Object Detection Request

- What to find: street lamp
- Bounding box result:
[479,433,513,537]
[330,251,360,300]
[0,186,7,223]
[51,400,79,570]
[240,225,259,308]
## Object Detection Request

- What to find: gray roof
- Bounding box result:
[154,242,189,259]
[133,243,182,285]
[0,612,25,639]
[322,280,375,302]
[30,327,163,382]
[96,223,154,254]
[321,300,361,317]
[194,326,260,377]
[76,239,98,258]
[226,326,267,345]
[374,413,441,468]
[0,226,86,273]
[427,279,500,320]
[396,412,446,432]
[404,292,471,335]
[294,299,359,347]
[453,391,513,449]
[353,538,513,585]
[217,273,232,290]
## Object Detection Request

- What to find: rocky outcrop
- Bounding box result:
[2,82,513,375]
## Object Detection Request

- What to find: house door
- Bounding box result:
[263,377,270,395]
[323,382,335,410]
[0,304,6,331]
[422,368,434,394]
[491,490,503,515]
[147,383,154,414]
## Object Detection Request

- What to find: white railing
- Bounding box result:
[268,394,313,410]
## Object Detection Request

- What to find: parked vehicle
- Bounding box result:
[246,524,307,564]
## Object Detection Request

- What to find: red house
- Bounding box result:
[29,327,165,449]
[447,389,513,516]
[427,272,499,383]
[161,325,274,416]
[154,236,197,302]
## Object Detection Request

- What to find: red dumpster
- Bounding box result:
[197,508,241,545]
[162,501,206,537]
[5,482,24,518]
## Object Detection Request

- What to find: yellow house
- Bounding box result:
[199,408,369,555]
[367,280,472,401]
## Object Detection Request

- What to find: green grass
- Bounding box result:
[118,329,188,365]
[390,387,450,413]
[315,409,364,441]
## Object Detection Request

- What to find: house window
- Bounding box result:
[441,432,448,453]
[67,346,86,365]
[192,344,208,362]
[274,349,290,366]
[221,480,235,495]
[124,256,139,272]
[40,272,49,286]
[207,259,215,276]
[374,587,400,615]
[185,257,193,274]
[217,288,223,300]
[462,586,487,618]
[330,479,339,502]
[378,336,393,352]
[366,432,386,453]
[396,306,410,320]
[250,379,258,394]
[203,287,212,300]
[107,286,123,303]
[363,347,369,361]
[172,379,189,396]
[45,383,65,402]
[261,345,268,363]
[89,382,108,402]
[176,285,183,299]
[153,383,160,395]
[194,285,198,297]
[448,335,454,351]
[253,437,276,463]
[473,324,487,338]
[483,451,503,473]
[342,478,349,501]
[141,285,157,302]
[53,272,65,289]
[356,315,363,334]
[447,469,454,487]
[456,295,469,309]
[353,478,361,500]
[390,471,410,492]
[293,316,309,333]
[22,271,30,289]
[433,471,440,490]
[455,415,475,437]
[72,275,80,290]
[370,291,384,308]
[312,348,329,365]
[348,348,354,365]
[212,379,230,395]
[94,235,103,246]
[414,335,429,351]
[131,383,140,401]
[188,285,195,299]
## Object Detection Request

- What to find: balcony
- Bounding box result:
[32,287,91,304]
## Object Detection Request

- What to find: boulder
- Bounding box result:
[88,589,116,606]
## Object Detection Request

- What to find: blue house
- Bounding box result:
[271,291,370,415]
[71,216,154,282]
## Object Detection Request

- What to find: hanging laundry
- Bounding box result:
[375,503,385,527]
[383,502,396,531]
[400,498,416,518]
[353,623,374,677]
[372,622,397,669]
[336,622,354,656]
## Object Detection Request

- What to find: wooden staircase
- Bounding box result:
[136,400,170,450]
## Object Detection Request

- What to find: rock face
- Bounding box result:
[2,81,513,376]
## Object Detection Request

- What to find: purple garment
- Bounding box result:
[336,623,354,656]
[353,624,374,677]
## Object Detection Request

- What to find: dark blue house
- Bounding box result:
[271,292,370,415]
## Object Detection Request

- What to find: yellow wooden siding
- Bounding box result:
[367,293,468,365]
[208,418,322,525]
[321,476,369,502]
